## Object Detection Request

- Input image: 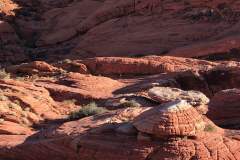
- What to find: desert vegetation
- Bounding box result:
[69,102,107,120]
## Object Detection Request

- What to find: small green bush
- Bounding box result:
[122,100,140,108]
[0,69,10,79]
[62,59,72,64]
[69,102,107,120]
[204,124,216,132]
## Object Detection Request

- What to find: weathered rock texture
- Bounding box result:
[148,87,209,106]
[1,0,240,158]
[1,100,239,160]
[0,79,62,128]
[133,100,206,138]
[208,89,240,129]
[1,0,240,61]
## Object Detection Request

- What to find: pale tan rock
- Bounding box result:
[148,87,209,106]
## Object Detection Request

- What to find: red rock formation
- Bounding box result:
[35,72,124,102]
[1,0,240,159]
[81,56,218,75]
[148,87,209,106]
[133,100,206,138]
[208,89,240,128]
[2,0,239,60]
[0,100,239,160]
[6,61,61,76]
[0,79,63,127]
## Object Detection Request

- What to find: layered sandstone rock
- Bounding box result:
[2,0,240,62]
[133,100,206,138]
[33,0,240,59]
[6,61,61,75]
[0,99,240,160]
[208,89,240,128]
[81,56,218,75]
[0,79,62,128]
[35,72,124,102]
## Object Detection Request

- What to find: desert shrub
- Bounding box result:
[0,69,10,79]
[122,100,140,108]
[204,124,216,132]
[69,102,107,120]
[62,59,72,64]
[0,95,8,101]
[63,99,77,105]
[15,76,26,81]
[8,102,22,111]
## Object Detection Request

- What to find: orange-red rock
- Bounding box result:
[0,79,62,126]
[35,72,124,102]
[133,100,206,138]
[6,61,61,75]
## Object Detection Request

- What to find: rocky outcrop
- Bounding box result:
[208,89,240,128]
[31,0,240,59]
[81,56,218,75]
[0,79,63,129]
[6,61,61,75]
[3,0,240,60]
[133,100,206,138]
[0,99,240,160]
[203,66,240,94]
[148,87,209,106]
[35,72,124,102]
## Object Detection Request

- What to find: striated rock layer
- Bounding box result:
[208,89,240,129]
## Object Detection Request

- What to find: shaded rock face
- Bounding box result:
[30,0,240,60]
[208,89,240,129]
[2,0,240,61]
[0,21,27,65]
[203,67,240,94]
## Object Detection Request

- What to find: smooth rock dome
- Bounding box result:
[133,100,206,138]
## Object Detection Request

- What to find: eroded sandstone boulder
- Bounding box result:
[208,88,240,128]
[133,100,206,138]
[6,61,61,76]
[148,87,209,106]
